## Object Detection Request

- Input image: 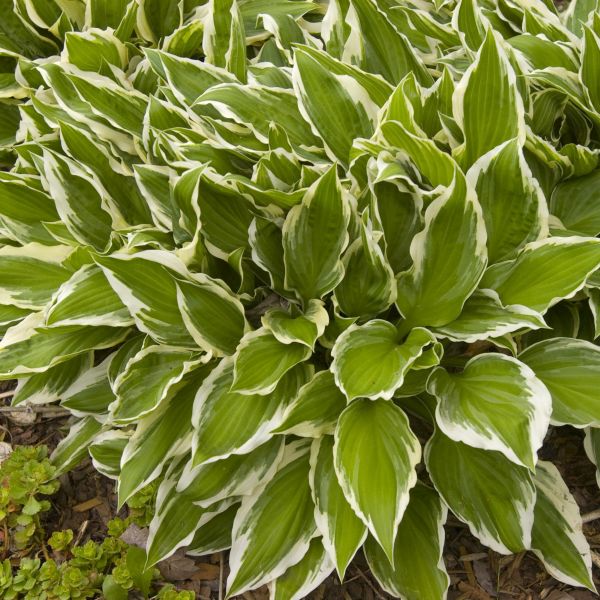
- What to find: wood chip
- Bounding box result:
[73,497,103,512]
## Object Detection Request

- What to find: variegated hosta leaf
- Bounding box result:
[274,371,347,438]
[262,299,329,349]
[333,214,397,318]
[480,237,600,313]
[147,478,236,566]
[282,166,351,305]
[61,354,115,415]
[309,436,366,579]
[454,29,525,168]
[429,354,552,469]
[269,537,334,600]
[292,45,391,165]
[203,0,247,82]
[89,430,130,480]
[187,503,239,556]
[178,438,285,508]
[0,313,128,379]
[45,264,133,328]
[550,170,600,236]
[466,139,548,264]
[0,244,72,310]
[426,430,536,554]
[111,345,206,423]
[12,353,91,406]
[364,484,449,600]
[175,276,248,355]
[334,399,420,562]
[231,329,311,395]
[50,417,104,475]
[227,440,317,597]
[192,359,310,465]
[519,338,600,427]
[331,322,436,401]
[96,251,197,347]
[432,289,548,342]
[394,160,487,327]
[530,461,595,591]
[118,373,205,505]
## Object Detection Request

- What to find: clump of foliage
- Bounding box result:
[2,0,600,597]
[0,446,59,551]
[0,527,193,599]
[0,446,185,598]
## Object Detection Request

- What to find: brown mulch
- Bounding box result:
[2,388,599,599]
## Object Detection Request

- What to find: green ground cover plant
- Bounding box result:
[0,445,190,599]
[1,0,600,597]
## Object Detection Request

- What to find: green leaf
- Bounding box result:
[227,440,317,597]
[519,338,600,427]
[274,371,347,437]
[334,215,396,317]
[41,149,113,251]
[187,503,238,556]
[89,430,130,479]
[118,375,202,505]
[45,264,133,328]
[50,417,104,475]
[364,484,449,600]
[292,45,392,164]
[203,0,247,82]
[550,170,600,236]
[0,314,128,379]
[426,430,535,554]
[193,359,309,465]
[466,138,548,264]
[531,461,595,590]
[262,300,328,349]
[345,0,431,85]
[12,353,91,407]
[136,0,181,43]
[0,173,59,245]
[331,322,436,401]
[432,289,548,342]
[428,354,551,469]
[480,237,600,313]
[581,26,600,112]
[179,438,285,508]
[61,354,116,415]
[454,30,525,169]
[231,329,311,395]
[147,477,234,566]
[145,49,236,105]
[111,345,205,423]
[0,246,72,310]
[176,276,248,356]
[270,537,334,600]
[96,251,196,347]
[334,399,420,562]
[391,138,487,328]
[282,166,351,304]
[309,436,366,578]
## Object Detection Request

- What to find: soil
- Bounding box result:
[2,383,599,600]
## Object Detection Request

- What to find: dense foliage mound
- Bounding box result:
[2,0,600,597]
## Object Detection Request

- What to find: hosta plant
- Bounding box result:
[2,0,600,597]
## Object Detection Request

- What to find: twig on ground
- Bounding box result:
[582,508,600,523]
[0,391,15,399]
[352,567,386,600]
[219,551,224,600]
[0,405,69,416]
